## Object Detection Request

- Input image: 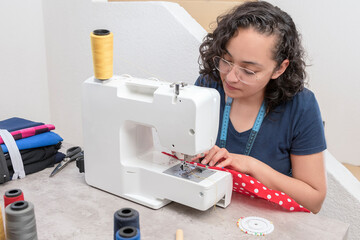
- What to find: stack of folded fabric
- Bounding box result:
[0,117,65,184]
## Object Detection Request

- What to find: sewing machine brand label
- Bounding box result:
[163,163,215,183]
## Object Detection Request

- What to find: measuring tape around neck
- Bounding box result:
[219,96,234,148]
[219,96,266,156]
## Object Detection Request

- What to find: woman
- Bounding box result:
[195,1,327,213]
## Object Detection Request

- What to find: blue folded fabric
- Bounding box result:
[1,132,63,153]
[0,117,43,132]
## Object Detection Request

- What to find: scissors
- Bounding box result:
[49,146,84,177]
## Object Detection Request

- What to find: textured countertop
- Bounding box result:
[0,147,349,240]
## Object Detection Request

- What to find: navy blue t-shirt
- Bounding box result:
[195,76,327,176]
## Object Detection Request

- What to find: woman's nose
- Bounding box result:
[226,67,239,83]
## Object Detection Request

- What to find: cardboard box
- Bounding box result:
[109,0,254,32]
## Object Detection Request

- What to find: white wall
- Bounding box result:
[267,0,360,165]
[0,0,50,123]
[2,1,359,166]
[2,0,359,166]
[41,0,206,146]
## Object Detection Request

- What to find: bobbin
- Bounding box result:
[93,29,110,36]
[5,200,38,240]
[114,208,140,240]
[10,201,28,211]
[4,189,24,208]
[5,189,22,198]
[116,226,139,240]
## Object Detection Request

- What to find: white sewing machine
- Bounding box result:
[82,75,232,211]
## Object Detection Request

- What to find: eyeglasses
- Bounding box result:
[213,56,258,85]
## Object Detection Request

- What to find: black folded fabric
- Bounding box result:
[3,142,65,179]
[0,146,10,183]
[7,153,56,176]
[5,142,61,166]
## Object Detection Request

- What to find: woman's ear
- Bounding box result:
[271,59,289,79]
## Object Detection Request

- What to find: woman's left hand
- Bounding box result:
[195,145,251,173]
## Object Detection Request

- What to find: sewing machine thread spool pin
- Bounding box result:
[170,82,188,97]
[175,84,180,95]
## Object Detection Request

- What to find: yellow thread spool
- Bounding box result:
[0,206,5,240]
[91,29,113,80]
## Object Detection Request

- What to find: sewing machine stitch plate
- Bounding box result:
[163,163,215,183]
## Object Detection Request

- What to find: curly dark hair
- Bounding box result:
[199,1,306,112]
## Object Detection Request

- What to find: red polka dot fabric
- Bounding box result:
[191,162,310,213]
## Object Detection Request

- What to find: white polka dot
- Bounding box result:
[242,183,246,187]
[245,174,249,176]
[257,181,260,183]
[267,195,271,199]
[287,198,292,202]
[279,201,283,205]
[245,191,249,194]
[275,193,279,196]
[240,187,244,190]
[281,192,285,195]
[234,182,239,185]
[254,188,259,193]
[263,187,267,190]
[299,205,303,208]
[250,195,255,198]
[290,207,294,211]
[238,174,242,178]
[250,180,254,184]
